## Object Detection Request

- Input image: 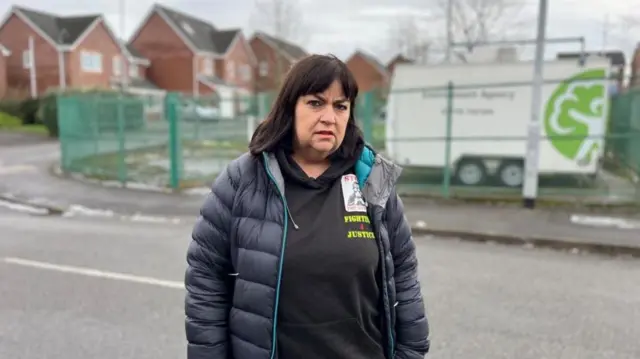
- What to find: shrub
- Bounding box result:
[38,95,58,137]
[0,100,23,118]
[19,98,41,125]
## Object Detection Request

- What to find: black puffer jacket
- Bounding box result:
[185,146,430,359]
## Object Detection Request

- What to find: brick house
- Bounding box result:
[0,6,159,97]
[128,4,257,107]
[345,50,389,93]
[116,43,164,97]
[386,54,413,76]
[249,31,308,93]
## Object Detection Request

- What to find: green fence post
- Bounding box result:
[90,97,99,162]
[116,95,127,185]
[194,96,201,141]
[166,92,182,190]
[442,82,454,198]
[361,91,374,144]
[57,95,70,171]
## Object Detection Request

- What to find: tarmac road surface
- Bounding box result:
[1,213,639,359]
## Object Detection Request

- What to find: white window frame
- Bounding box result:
[241,64,252,81]
[112,55,122,76]
[227,61,235,79]
[81,51,103,73]
[22,50,31,69]
[203,58,213,76]
[129,64,138,78]
[259,61,268,77]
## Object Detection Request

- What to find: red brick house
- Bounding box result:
[117,43,163,97]
[249,31,308,93]
[345,50,389,93]
[386,54,413,76]
[128,4,257,102]
[0,6,159,97]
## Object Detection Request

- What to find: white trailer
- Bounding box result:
[385,59,611,187]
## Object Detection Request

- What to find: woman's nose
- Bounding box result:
[319,108,337,123]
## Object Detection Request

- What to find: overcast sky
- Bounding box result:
[2,0,640,62]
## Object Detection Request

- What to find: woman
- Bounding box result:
[185,54,430,359]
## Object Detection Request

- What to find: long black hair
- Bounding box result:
[248,54,364,159]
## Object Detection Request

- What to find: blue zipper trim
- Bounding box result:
[262,153,289,359]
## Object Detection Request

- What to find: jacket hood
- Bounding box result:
[262,144,402,208]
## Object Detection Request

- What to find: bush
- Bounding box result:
[38,95,58,137]
[0,100,23,118]
[19,98,41,125]
[0,98,43,125]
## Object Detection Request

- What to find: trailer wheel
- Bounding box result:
[455,159,487,186]
[497,160,524,188]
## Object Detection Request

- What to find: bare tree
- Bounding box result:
[436,0,531,50]
[388,16,432,64]
[250,0,305,43]
[249,0,307,90]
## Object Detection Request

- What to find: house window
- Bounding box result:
[22,50,31,69]
[81,51,102,73]
[259,61,268,77]
[129,65,138,78]
[241,64,251,81]
[203,58,213,76]
[227,61,235,79]
[181,21,194,35]
[112,56,122,76]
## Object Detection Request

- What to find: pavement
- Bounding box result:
[2,132,640,256]
[1,211,640,359]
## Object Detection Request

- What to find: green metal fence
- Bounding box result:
[58,92,268,189]
[56,81,640,204]
[58,93,169,185]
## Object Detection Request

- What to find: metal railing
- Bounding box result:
[55,81,640,204]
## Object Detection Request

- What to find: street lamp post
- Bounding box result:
[522,0,549,209]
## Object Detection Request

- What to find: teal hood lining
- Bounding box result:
[355,145,375,190]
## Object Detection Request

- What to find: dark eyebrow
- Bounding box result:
[310,94,347,104]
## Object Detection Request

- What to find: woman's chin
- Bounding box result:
[310,142,336,154]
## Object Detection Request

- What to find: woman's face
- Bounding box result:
[293,80,350,158]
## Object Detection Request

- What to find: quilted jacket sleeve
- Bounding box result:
[185,164,239,359]
[386,193,430,359]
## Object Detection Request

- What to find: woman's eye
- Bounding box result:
[308,100,322,107]
[336,104,348,111]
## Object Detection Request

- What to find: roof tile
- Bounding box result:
[156,5,240,54]
[14,6,99,45]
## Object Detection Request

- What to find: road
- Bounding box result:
[1,213,639,359]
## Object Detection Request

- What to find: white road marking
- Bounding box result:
[0,199,49,215]
[0,164,37,175]
[0,159,37,175]
[570,214,640,230]
[2,257,185,289]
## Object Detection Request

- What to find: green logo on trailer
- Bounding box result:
[543,68,608,166]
